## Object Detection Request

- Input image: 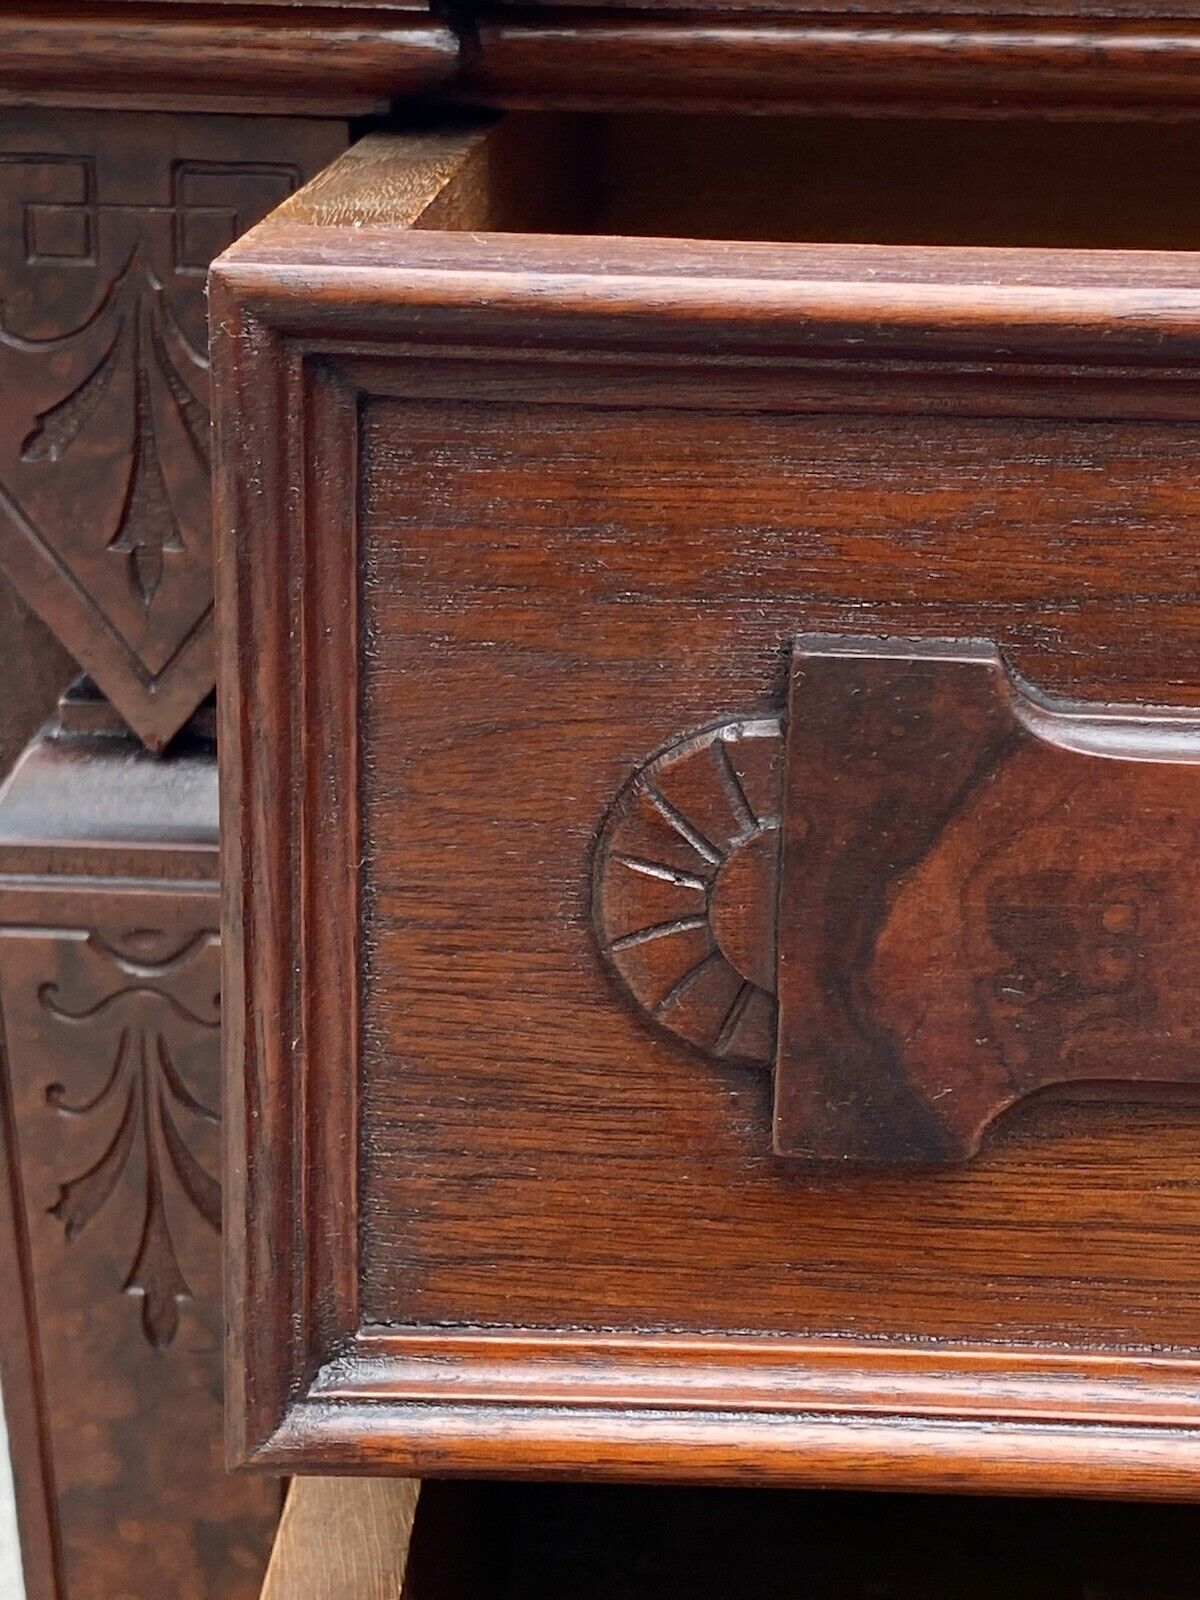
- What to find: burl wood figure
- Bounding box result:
[595,635,1200,1165]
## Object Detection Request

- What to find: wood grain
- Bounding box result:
[460,17,1200,120]
[0,6,457,116]
[354,394,1200,1340]
[12,0,1200,122]
[260,1478,419,1600]
[213,117,1200,1492]
[592,633,1200,1166]
[775,637,1200,1163]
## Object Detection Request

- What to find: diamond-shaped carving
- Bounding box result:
[0,110,346,749]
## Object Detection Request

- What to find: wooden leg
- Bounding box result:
[0,697,279,1600]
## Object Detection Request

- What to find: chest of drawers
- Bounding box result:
[6,10,1200,1599]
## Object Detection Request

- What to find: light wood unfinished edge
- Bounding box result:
[260,1478,421,1600]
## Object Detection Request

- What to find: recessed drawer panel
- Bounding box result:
[212,112,1200,1493]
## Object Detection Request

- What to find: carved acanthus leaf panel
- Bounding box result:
[0,896,278,1600]
[0,110,347,749]
[38,926,220,1349]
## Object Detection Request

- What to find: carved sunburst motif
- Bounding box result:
[593,718,784,1065]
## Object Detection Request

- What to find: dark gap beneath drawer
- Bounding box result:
[403,1479,1200,1600]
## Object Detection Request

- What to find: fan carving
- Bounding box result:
[593,718,783,1065]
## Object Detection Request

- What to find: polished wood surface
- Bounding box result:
[21,0,1200,1581]
[214,117,1200,1493]
[0,6,457,117]
[459,16,1200,120]
[15,4,1200,120]
[776,637,1200,1162]
[595,633,1200,1165]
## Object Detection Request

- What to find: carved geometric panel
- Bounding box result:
[0,110,346,749]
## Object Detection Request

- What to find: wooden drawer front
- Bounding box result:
[213,114,1200,1495]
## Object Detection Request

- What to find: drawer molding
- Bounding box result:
[13,3,1200,122]
[463,17,1200,122]
[0,6,458,117]
[265,1330,1200,1498]
[219,222,1200,382]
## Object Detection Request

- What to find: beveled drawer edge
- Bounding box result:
[253,1330,1200,1496]
[321,1331,1200,1431]
[217,228,1200,364]
[255,1371,1200,1500]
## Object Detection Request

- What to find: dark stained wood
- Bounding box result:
[212,117,1200,1494]
[592,632,1200,1166]
[0,584,73,779]
[0,709,279,1600]
[0,108,345,751]
[0,89,344,1600]
[594,714,782,1070]
[20,2,1200,124]
[0,615,79,1600]
[460,15,1200,121]
[0,5,457,117]
[776,636,1200,1163]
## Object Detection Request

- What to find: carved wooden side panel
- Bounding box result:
[0,109,346,750]
[0,718,277,1600]
[23,924,221,1355]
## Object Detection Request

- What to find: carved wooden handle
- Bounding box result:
[595,636,1200,1167]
